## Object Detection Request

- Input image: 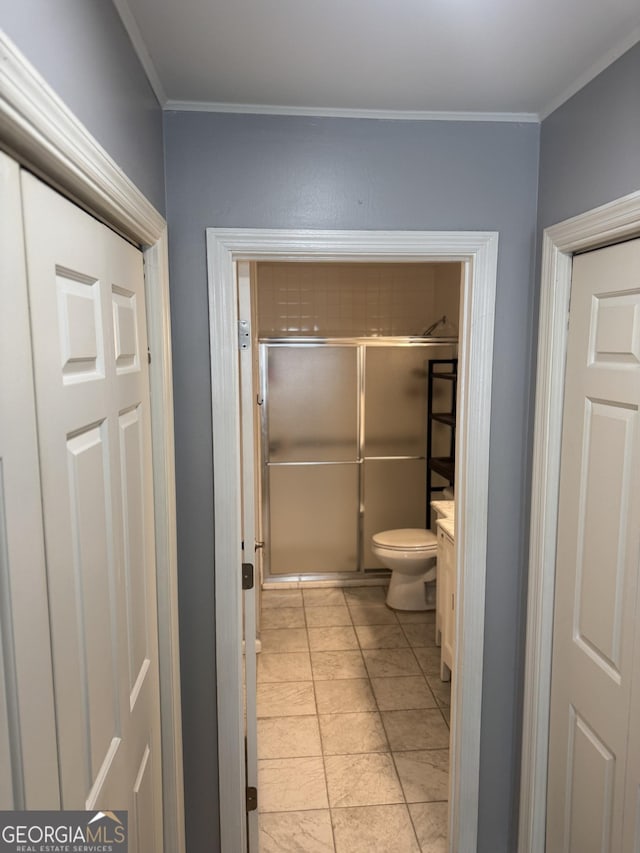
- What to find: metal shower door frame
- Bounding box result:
[259,336,457,582]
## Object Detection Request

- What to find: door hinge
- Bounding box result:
[238,319,250,350]
[147,347,151,364]
[246,786,258,812]
[242,562,254,590]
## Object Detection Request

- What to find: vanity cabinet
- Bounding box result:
[431,499,454,646]
[437,522,456,681]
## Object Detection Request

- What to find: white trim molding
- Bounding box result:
[0,32,164,244]
[166,99,539,122]
[207,227,498,853]
[112,0,168,107]
[518,189,640,853]
[539,26,640,120]
[0,30,185,853]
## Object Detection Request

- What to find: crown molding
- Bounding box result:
[164,99,540,123]
[539,26,640,120]
[112,0,168,107]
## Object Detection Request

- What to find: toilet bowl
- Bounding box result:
[372,528,438,611]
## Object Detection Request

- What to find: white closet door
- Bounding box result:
[546,239,640,853]
[0,153,59,808]
[21,171,163,849]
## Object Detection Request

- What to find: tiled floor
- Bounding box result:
[257,585,451,853]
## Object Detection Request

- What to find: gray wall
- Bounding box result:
[163,111,540,852]
[538,42,640,229]
[0,0,165,213]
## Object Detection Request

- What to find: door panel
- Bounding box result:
[269,464,359,574]
[574,400,634,672]
[119,406,151,699]
[21,171,163,845]
[362,458,427,568]
[364,343,453,457]
[547,240,640,853]
[564,710,615,853]
[266,345,358,463]
[66,423,119,788]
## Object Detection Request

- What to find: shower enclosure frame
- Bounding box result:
[259,336,458,582]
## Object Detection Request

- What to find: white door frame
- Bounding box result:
[518,189,640,852]
[0,33,185,853]
[207,227,498,853]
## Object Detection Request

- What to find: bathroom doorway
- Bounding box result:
[207,228,498,853]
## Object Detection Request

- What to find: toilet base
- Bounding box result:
[386,564,436,611]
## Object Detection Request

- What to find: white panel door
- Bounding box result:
[547,239,640,853]
[21,171,163,850]
[0,153,59,808]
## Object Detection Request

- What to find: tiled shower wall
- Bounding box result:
[256,262,461,338]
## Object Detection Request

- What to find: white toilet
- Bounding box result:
[371,528,438,611]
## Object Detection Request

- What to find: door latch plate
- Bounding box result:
[242,562,254,590]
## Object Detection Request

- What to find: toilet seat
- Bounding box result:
[372,528,437,551]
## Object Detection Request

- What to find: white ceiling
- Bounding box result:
[116,0,640,119]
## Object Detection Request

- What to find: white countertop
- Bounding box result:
[431,499,455,519]
[436,516,455,540]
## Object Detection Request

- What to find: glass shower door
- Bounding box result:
[362,343,455,568]
[263,344,360,575]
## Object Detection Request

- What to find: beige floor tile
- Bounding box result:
[261,628,309,653]
[426,675,451,707]
[311,650,367,681]
[344,586,388,605]
[440,706,450,728]
[258,715,322,759]
[412,646,442,677]
[259,756,328,812]
[381,710,450,751]
[308,626,359,651]
[258,652,312,683]
[362,648,421,678]
[314,679,377,714]
[348,604,399,625]
[305,605,352,627]
[402,622,437,648]
[394,749,449,802]
[409,802,448,852]
[325,753,403,808]
[396,609,434,624]
[261,589,304,608]
[319,712,388,755]
[259,810,335,853]
[262,607,306,629]
[257,682,316,718]
[331,804,420,853]
[303,588,346,607]
[355,624,408,649]
[370,676,437,711]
